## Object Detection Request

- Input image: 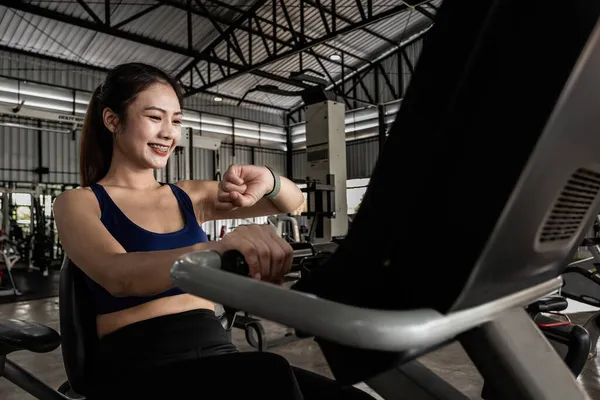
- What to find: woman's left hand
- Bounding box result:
[216,164,274,211]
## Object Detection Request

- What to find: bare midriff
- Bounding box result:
[96,294,215,338]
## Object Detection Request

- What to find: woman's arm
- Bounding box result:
[53,189,212,297]
[183,165,305,223]
[54,188,294,293]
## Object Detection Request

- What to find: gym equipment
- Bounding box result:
[1,1,600,399]
[0,319,65,400]
[1,191,8,234]
[0,236,22,297]
[268,215,301,243]
[560,232,600,359]
[170,2,600,400]
[300,89,348,244]
[486,290,593,391]
[562,235,600,309]
[224,242,338,351]
[28,195,52,277]
[533,313,591,377]
[527,296,590,376]
[0,185,58,275]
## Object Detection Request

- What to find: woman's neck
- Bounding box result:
[101,160,160,190]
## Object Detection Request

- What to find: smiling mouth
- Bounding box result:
[148,143,170,153]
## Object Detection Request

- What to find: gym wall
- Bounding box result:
[0,115,79,185]
[0,51,284,126]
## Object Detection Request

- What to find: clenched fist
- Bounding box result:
[216,164,275,211]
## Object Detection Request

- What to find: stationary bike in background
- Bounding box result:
[479,292,592,399]
[525,296,591,377]
[483,240,599,400]
[559,215,600,359]
[521,217,600,379]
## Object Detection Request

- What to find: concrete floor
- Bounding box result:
[0,298,599,399]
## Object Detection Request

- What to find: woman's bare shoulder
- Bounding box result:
[53,187,100,218]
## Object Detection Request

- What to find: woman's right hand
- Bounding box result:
[212,224,293,283]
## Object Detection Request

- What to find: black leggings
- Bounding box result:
[89,309,374,400]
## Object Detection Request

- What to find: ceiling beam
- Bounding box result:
[7,1,308,89]
[174,0,270,80]
[184,4,411,97]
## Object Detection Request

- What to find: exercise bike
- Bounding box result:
[559,232,600,360]
[502,227,600,382]
[2,2,600,399]
[510,232,600,381]
[223,241,337,351]
[524,296,591,376]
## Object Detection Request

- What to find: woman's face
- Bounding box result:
[109,82,183,170]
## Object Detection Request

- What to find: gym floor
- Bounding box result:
[1,299,600,399]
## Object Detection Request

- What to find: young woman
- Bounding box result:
[53,63,373,400]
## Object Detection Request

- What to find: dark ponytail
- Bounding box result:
[79,84,112,187]
[79,63,183,187]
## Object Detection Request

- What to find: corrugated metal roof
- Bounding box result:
[0,0,439,113]
[0,6,191,73]
[183,91,285,126]
[200,0,437,108]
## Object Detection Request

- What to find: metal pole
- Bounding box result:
[378,104,386,154]
[286,116,293,179]
[188,127,194,180]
